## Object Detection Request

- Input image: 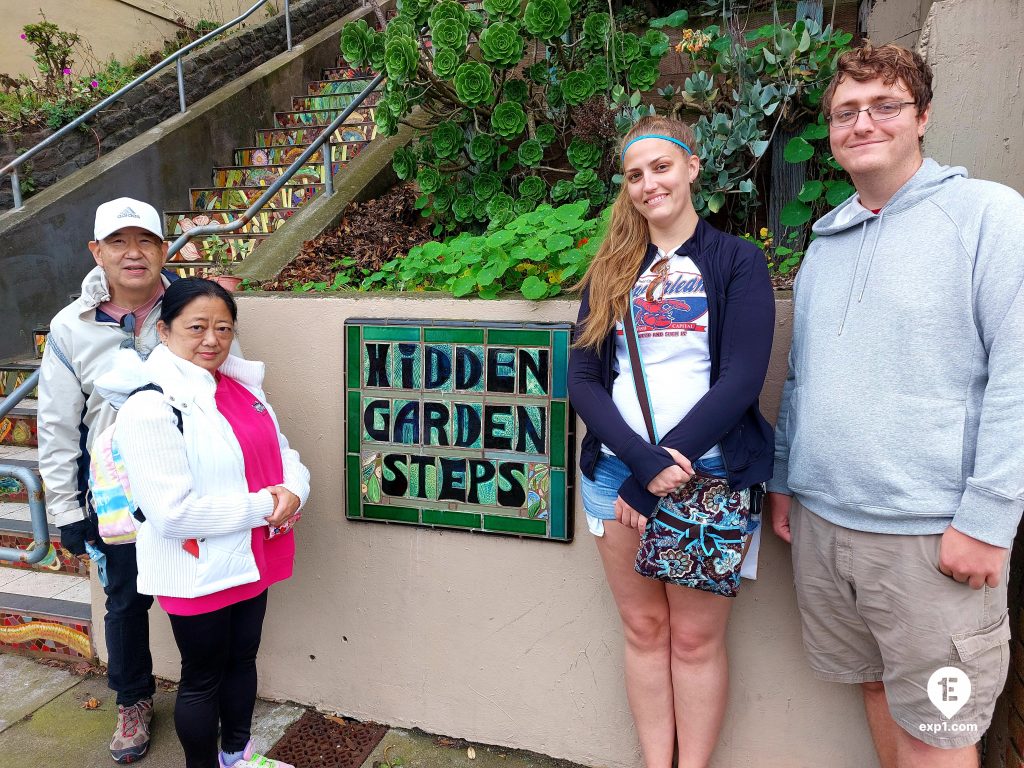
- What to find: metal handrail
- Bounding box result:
[1,0,293,211]
[166,71,386,261]
[0,465,49,565]
[0,369,39,421]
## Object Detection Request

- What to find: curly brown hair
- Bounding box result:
[822,42,933,118]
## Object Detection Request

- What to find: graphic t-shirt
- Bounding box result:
[602,246,720,461]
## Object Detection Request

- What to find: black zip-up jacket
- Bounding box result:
[568,218,775,516]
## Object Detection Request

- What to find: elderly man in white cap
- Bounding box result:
[37,197,171,764]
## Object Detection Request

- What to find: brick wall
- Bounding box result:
[0,0,357,210]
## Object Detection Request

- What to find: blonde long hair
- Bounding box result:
[574,115,699,350]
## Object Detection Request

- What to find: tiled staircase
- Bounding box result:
[0,328,94,661]
[164,63,382,275]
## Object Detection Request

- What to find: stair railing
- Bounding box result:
[1,0,293,211]
[165,71,386,261]
[0,370,48,564]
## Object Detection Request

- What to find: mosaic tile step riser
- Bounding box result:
[274,108,377,129]
[167,235,267,265]
[0,613,93,660]
[0,369,38,399]
[166,209,297,237]
[255,121,375,147]
[322,66,376,81]
[307,79,376,96]
[0,415,37,447]
[190,185,323,210]
[0,532,89,577]
[0,470,40,503]
[235,139,371,167]
[292,94,380,112]
[212,162,349,187]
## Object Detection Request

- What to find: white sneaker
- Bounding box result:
[219,740,294,768]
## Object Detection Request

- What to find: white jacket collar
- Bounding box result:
[77,266,174,313]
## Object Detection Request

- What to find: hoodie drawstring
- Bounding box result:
[858,210,885,303]
[838,221,870,336]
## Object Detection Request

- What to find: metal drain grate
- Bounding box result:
[265,710,388,768]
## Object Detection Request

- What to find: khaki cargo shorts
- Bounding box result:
[790,498,1010,748]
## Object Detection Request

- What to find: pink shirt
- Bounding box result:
[158,374,295,615]
[98,287,164,333]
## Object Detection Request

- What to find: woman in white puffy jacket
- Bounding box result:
[102,277,309,768]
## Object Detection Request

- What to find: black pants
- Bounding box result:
[97,538,155,707]
[167,590,268,768]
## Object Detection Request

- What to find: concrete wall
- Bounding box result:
[92,293,880,768]
[865,0,935,48]
[1,1,269,79]
[0,2,362,361]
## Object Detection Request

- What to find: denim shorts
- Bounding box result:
[581,452,728,534]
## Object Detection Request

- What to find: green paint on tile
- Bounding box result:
[487,329,549,346]
[363,325,421,341]
[550,469,566,540]
[346,325,361,389]
[424,327,484,344]
[346,391,361,452]
[549,400,566,468]
[346,454,361,517]
[364,504,420,523]
[483,515,547,536]
[552,330,568,398]
[422,509,481,528]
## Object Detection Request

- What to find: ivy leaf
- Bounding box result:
[521,275,548,300]
[797,180,824,202]
[825,180,856,205]
[784,136,814,163]
[707,191,726,213]
[650,9,688,28]
[780,199,813,227]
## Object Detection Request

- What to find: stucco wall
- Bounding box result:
[92,293,879,768]
[1,1,267,80]
[918,0,1024,193]
[865,0,935,48]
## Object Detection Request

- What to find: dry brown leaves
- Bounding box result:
[260,183,433,291]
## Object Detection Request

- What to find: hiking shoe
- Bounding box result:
[110,697,153,764]
[219,740,294,768]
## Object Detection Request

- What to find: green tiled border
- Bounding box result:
[345,319,574,542]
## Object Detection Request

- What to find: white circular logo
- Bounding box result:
[927,666,971,720]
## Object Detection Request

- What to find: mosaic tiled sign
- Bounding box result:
[345,320,574,541]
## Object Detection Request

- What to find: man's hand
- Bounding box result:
[59,518,94,557]
[266,486,301,528]
[646,447,693,496]
[614,495,648,532]
[938,526,1008,589]
[768,492,793,543]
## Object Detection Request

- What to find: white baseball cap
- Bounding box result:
[93,197,164,241]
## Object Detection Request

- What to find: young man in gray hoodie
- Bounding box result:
[768,43,1024,768]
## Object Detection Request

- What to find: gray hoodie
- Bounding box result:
[769,158,1024,548]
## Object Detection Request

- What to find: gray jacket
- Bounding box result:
[769,159,1024,548]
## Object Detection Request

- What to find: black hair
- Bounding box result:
[159,277,238,325]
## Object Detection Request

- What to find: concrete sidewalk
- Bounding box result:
[0,654,587,768]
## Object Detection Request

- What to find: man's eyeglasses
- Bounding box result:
[826,101,916,128]
[645,256,672,303]
[119,312,138,351]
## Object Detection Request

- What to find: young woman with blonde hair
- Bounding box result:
[568,115,775,767]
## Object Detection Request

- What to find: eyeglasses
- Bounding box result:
[645,256,672,302]
[826,101,916,128]
[119,312,137,351]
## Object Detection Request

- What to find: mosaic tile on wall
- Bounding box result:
[190,184,322,210]
[0,368,38,398]
[34,329,48,358]
[345,320,575,542]
[0,534,88,576]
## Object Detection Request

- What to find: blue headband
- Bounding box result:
[621,134,693,166]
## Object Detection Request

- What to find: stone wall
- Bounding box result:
[0,0,357,210]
